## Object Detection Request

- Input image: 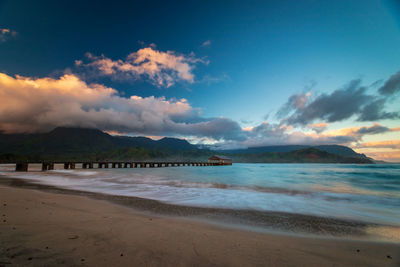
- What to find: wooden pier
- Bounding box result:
[13,161,230,172]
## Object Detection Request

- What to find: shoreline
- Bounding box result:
[0,175,396,240]
[0,182,399,266]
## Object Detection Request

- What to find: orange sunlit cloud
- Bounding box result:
[0,72,195,134]
[78,47,207,88]
[354,140,400,149]
[323,123,399,137]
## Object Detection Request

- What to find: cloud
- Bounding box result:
[357,98,400,121]
[307,122,327,133]
[212,122,398,150]
[378,70,400,95]
[213,129,359,150]
[176,117,246,141]
[322,123,396,138]
[355,124,391,135]
[354,140,400,149]
[212,121,355,150]
[201,40,211,47]
[279,74,400,126]
[1,63,399,162]
[281,80,372,125]
[197,73,230,85]
[1,71,397,161]
[276,92,310,118]
[0,28,17,43]
[0,72,242,141]
[2,70,387,148]
[77,47,207,88]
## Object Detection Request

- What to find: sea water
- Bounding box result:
[1,163,399,227]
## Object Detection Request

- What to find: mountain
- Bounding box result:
[0,127,373,163]
[313,145,368,159]
[0,127,197,161]
[220,145,309,154]
[157,137,196,151]
[220,144,368,159]
[224,147,373,164]
[0,127,115,155]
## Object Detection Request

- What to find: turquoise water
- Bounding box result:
[1,163,399,226]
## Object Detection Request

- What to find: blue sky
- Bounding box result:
[0,0,400,161]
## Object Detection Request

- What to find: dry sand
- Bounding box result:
[0,185,399,267]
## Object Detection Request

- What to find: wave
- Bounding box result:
[5,167,399,199]
[345,171,400,181]
[362,164,400,169]
[49,169,99,176]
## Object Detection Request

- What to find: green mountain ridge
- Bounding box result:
[226,147,372,163]
[0,127,374,163]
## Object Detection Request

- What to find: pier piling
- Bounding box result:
[15,163,28,172]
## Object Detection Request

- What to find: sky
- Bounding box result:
[0,0,400,161]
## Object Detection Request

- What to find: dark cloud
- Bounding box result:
[279,70,400,126]
[355,124,390,135]
[183,117,246,141]
[276,92,310,118]
[358,99,400,121]
[378,70,400,95]
[283,80,373,125]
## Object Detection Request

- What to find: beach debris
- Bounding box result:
[387,255,392,259]
[81,258,85,262]
[28,257,33,261]
[120,253,124,257]
[45,246,49,249]
[356,249,360,252]
[68,235,79,240]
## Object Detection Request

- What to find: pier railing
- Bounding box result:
[12,161,231,171]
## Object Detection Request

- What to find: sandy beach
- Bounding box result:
[0,183,399,267]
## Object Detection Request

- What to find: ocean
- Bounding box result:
[1,163,399,228]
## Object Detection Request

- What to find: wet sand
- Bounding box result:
[0,182,399,266]
[0,176,380,237]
